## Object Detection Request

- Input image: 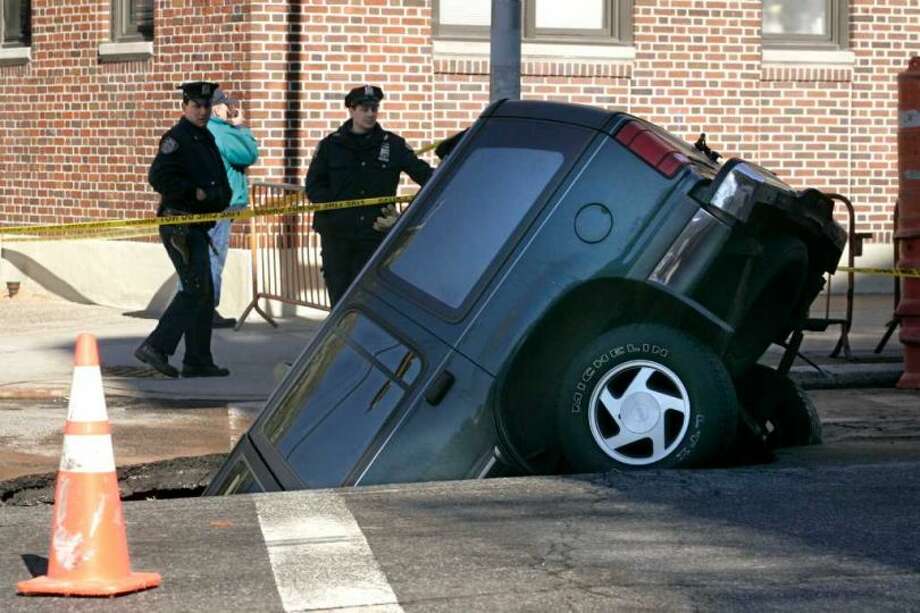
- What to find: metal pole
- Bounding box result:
[490,0,521,102]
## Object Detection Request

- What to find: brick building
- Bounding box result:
[0,1,917,310]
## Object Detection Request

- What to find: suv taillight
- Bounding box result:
[615,121,689,178]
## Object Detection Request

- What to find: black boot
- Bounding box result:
[212,312,237,329]
[134,343,179,378]
[181,363,231,378]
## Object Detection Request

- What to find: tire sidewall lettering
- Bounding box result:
[570,342,672,414]
[559,325,737,471]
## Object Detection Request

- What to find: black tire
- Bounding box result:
[735,364,822,449]
[557,324,739,470]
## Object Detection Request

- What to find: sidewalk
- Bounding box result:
[0,287,327,482]
[0,285,909,487]
[0,285,906,400]
[0,287,325,402]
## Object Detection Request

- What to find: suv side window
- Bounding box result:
[261,312,418,488]
[382,118,591,313]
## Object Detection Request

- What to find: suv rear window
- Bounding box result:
[383,119,590,311]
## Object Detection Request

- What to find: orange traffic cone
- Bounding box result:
[17,333,161,597]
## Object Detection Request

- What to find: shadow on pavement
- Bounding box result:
[20,554,47,578]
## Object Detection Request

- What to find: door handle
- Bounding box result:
[424,370,455,406]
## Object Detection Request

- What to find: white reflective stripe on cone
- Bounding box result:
[66,366,109,423]
[59,435,116,473]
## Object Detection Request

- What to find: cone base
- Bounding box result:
[897,372,920,389]
[17,571,160,597]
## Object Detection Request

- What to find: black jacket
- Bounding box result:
[305,120,433,238]
[149,117,232,226]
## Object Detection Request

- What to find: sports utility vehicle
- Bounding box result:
[206,100,845,494]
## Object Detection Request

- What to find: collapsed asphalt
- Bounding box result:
[3,384,919,506]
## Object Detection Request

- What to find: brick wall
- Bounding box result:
[245,0,435,187]
[428,0,920,244]
[1,0,918,248]
[850,0,920,241]
[0,0,253,229]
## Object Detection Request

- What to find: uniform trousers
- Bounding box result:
[319,233,384,307]
[146,224,215,366]
[176,213,237,306]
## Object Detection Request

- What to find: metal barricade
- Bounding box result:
[781,193,870,373]
[236,182,330,329]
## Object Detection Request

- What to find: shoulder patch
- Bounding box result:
[160,136,179,155]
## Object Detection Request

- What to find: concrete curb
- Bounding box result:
[791,363,904,390]
[0,382,269,403]
[0,386,68,400]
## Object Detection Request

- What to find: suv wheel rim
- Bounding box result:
[588,360,691,466]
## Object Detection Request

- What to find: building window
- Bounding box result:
[1,0,30,47]
[112,0,153,43]
[763,0,848,49]
[434,0,633,45]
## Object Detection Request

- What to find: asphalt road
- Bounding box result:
[1,459,918,612]
[0,293,916,610]
[0,386,918,610]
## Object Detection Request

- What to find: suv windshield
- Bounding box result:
[383,119,590,311]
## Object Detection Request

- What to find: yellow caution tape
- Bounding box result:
[0,134,453,242]
[838,266,920,278]
[414,140,441,156]
[0,193,416,242]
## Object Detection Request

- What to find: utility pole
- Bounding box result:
[489,0,521,102]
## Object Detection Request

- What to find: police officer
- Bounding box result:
[135,81,233,378]
[305,84,433,306]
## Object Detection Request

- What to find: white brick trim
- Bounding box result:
[433,39,635,61]
[762,49,856,66]
[98,41,154,61]
[0,46,30,63]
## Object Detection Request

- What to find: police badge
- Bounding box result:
[378,140,390,163]
[160,137,179,154]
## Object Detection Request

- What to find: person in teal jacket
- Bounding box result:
[205,87,260,328]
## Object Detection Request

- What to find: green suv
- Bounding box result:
[207,100,846,495]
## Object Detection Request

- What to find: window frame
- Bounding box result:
[762,0,849,50]
[0,0,30,48]
[111,0,154,44]
[433,0,634,46]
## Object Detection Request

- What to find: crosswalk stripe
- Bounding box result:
[255,492,403,612]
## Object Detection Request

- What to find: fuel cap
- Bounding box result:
[574,203,613,244]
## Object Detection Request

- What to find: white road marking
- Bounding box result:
[255,492,403,612]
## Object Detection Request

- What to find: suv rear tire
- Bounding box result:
[735,364,822,449]
[557,324,738,470]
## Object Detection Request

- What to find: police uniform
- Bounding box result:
[305,85,433,306]
[135,81,233,378]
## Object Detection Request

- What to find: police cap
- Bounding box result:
[178,81,218,104]
[345,84,384,107]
